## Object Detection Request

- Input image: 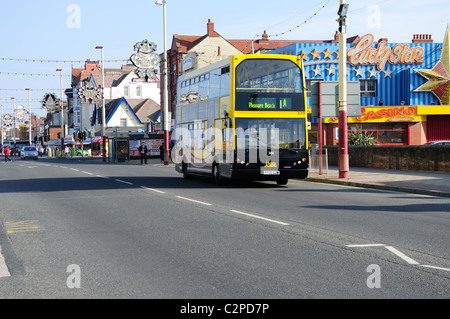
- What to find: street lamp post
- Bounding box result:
[11,97,16,152]
[25,88,31,146]
[155,0,170,166]
[1,104,3,154]
[337,0,349,179]
[56,69,64,157]
[96,46,107,162]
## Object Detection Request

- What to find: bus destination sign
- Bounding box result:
[248,97,292,110]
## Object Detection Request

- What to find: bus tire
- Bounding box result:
[182,162,190,179]
[276,178,288,185]
[212,163,223,185]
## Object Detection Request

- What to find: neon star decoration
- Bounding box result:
[311,49,321,60]
[300,50,309,61]
[326,64,337,76]
[323,48,333,59]
[312,65,322,77]
[354,66,365,78]
[383,68,393,78]
[368,67,379,78]
[414,25,450,105]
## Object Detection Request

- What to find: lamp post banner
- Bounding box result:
[130,39,161,80]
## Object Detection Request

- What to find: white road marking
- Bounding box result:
[347,244,421,266]
[0,248,11,278]
[384,246,420,265]
[141,186,165,194]
[230,210,290,226]
[82,171,93,175]
[115,179,133,185]
[70,168,79,172]
[346,244,386,248]
[176,196,212,206]
[421,265,450,272]
[96,175,109,179]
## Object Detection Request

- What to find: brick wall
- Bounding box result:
[324,146,450,171]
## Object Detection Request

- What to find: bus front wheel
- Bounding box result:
[182,163,190,179]
[212,164,223,185]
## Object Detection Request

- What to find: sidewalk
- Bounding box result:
[307,166,450,198]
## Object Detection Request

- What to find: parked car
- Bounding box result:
[20,146,39,160]
[424,140,450,146]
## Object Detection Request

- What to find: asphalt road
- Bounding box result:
[0,157,449,300]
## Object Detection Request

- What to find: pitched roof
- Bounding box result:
[172,34,205,53]
[132,99,161,123]
[103,97,142,125]
[72,60,101,86]
[170,20,361,55]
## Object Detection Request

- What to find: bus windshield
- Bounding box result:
[235,59,305,111]
[235,118,307,150]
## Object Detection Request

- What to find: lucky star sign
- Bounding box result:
[415,25,450,105]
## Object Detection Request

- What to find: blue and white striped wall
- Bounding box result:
[270,40,442,107]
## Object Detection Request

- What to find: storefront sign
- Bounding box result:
[325,106,424,123]
[347,34,425,71]
[356,106,418,122]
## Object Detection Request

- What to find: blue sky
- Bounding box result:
[1,0,449,117]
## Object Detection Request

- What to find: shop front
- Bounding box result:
[324,106,427,145]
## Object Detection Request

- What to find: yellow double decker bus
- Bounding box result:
[173,54,309,185]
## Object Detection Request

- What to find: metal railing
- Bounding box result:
[309,145,328,178]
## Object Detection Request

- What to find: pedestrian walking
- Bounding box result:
[4,146,12,162]
[64,146,70,158]
[138,143,148,165]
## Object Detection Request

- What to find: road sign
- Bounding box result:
[310,81,362,118]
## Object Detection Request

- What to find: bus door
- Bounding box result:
[214,118,232,165]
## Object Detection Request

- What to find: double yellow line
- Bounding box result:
[4,220,43,234]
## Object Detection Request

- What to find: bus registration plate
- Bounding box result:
[260,168,280,175]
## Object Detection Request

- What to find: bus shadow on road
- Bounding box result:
[302,203,450,213]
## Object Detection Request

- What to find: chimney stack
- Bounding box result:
[412,34,433,43]
[207,19,217,37]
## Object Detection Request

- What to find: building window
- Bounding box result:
[360,80,377,97]
[124,86,129,97]
[136,86,142,97]
[120,118,127,127]
[348,123,408,145]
